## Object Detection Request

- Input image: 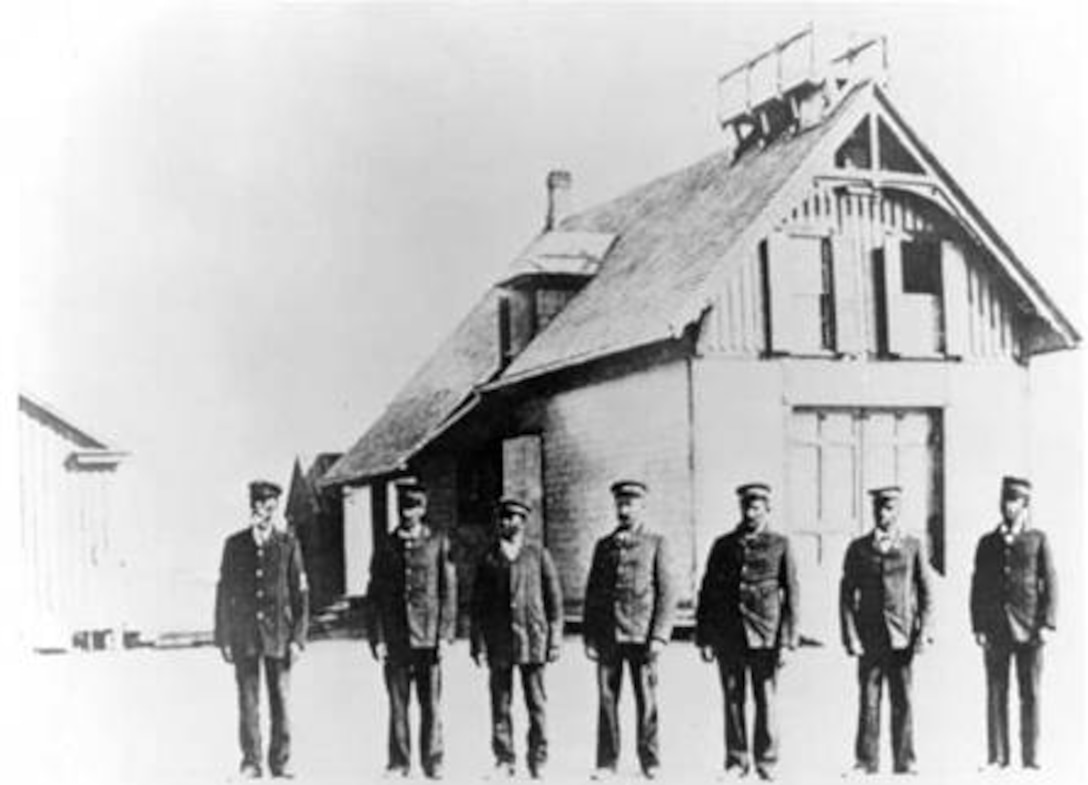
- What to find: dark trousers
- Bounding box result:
[489,663,548,767]
[234,655,292,773]
[718,648,779,771]
[855,648,914,773]
[984,641,1043,767]
[385,648,443,774]
[596,643,659,771]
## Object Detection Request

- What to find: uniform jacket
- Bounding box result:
[583,525,677,650]
[470,540,564,665]
[970,525,1056,644]
[840,530,932,654]
[367,524,457,657]
[695,525,799,652]
[215,527,309,659]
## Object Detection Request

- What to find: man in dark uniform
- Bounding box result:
[696,482,799,782]
[583,480,677,781]
[367,479,457,780]
[215,480,309,780]
[470,497,564,779]
[840,486,933,776]
[970,476,1056,771]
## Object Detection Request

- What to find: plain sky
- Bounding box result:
[14,2,1084,624]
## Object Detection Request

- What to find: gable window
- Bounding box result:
[835,119,872,170]
[535,288,573,331]
[901,240,941,295]
[881,236,969,358]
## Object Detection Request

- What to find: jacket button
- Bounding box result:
[256,569,263,578]
[256,611,264,620]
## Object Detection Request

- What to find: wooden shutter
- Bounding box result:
[940,239,969,357]
[502,435,544,545]
[767,231,825,353]
[766,232,796,353]
[883,238,907,355]
[831,233,863,354]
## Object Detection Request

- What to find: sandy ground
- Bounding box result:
[14,634,1084,785]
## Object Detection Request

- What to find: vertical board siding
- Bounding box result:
[18,405,123,643]
[701,186,1023,362]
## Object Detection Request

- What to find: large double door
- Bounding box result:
[784,407,942,644]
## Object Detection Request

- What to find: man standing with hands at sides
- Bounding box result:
[583,480,677,781]
[840,486,933,777]
[470,497,564,780]
[696,483,799,782]
[367,479,457,780]
[970,476,1056,772]
[215,480,309,780]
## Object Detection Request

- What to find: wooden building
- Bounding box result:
[18,392,129,649]
[321,33,1078,642]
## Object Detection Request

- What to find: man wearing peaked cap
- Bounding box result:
[696,483,798,782]
[367,477,457,780]
[215,479,309,779]
[610,479,648,498]
[971,476,1056,771]
[840,485,932,776]
[584,479,677,780]
[470,497,564,779]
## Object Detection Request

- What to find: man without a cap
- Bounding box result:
[840,486,933,776]
[470,497,564,779]
[970,476,1056,771]
[695,483,799,782]
[366,479,457,780]
[215,480,309,779]
[583,480,678,780]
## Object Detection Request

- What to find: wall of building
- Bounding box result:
[691,353,1029,643]
[512,356,696,611]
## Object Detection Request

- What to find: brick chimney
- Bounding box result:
[544,169,572,231]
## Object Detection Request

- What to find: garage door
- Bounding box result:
[785,408,943,644]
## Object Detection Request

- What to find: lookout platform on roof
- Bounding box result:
[717,25,888,159]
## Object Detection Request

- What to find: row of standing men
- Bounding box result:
[213,474,1056,781]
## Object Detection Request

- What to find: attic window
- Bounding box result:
[835,119,872,170]
[535,288,573,331]
[901,240,941,295]
[878,118,924,174]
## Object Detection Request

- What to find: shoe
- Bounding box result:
[528,762,544,780]
[894,765,919,776]
[978,762,1008,773]
[718,764,749,781]
[591,768,616,781]
[383,766,410,779]
[841,765,876,778]
[239,763,262,780]
[489,761,516,779]
[642,765,660,780]
[269,766,295,779]
[425,764,444,780]
[755,765,775,781]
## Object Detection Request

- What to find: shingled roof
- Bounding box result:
[495,110,848,384]
[321,290,503,485]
